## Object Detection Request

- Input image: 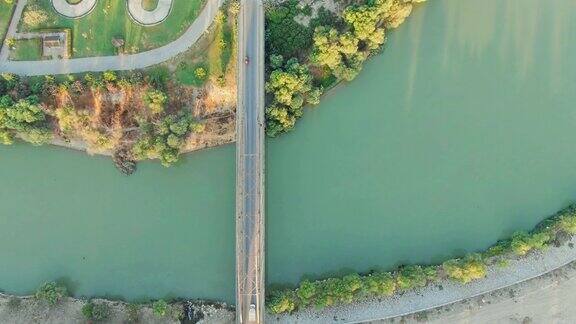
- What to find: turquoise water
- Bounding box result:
[265,0,576,284]
[1,0,575,302]
[0,145,235,301]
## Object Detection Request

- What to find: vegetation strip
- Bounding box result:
[266,204,576,315]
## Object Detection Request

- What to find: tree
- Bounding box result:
[102,71,118,83]
[264,57,322,136]
[310,26,365,81]
[0,95,52,145]
[143,89,168,115]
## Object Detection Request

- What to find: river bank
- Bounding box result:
[268,233,576,323]
[0,293,234,324]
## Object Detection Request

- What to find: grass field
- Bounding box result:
[20,0,205,58]
[0,1,15,44]
[9,38,42,61]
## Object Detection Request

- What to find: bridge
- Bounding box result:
[235,0,265,322]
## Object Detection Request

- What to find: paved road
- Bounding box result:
[235,0,265,322]
[0,0,224,75]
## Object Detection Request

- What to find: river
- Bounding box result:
[1,0,575,303]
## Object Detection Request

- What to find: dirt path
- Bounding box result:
[385,261,576,324]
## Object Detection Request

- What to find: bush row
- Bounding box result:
[28,281,184,322]
[267,204,576,314]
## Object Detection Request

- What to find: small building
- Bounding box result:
[42,35,63,48]
[41,33,69,59]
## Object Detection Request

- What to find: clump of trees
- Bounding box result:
[311,0,426,81]
[267,204,576,315]
[132,112,205,166]
[0,94,52,145]
[265,0,313,58]
[264,0,427,136]
[265,55,322,136]
[0,70,209,169]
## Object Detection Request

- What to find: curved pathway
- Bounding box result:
[127,0,173,26]
[0,0,223,76]
[52,0,97,18]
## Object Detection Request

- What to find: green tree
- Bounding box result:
[143,89,168,115]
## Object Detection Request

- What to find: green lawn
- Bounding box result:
[206,11,234,82]
[20,0,206,58]
[9,38,42,61]
[0,1,15,44]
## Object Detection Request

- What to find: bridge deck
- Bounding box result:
[235,0,265,323]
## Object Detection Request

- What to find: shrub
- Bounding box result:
[510,231,550,256]
[125,303,140,323]
[35,282,67,305]
[102,71,118,83]
[194,67,207,80]
[363,272,396,296]
[443,254,487,284]
[82,301,111,321]
[556,206,576,234]
[396,265,427,290]
[152,299,169,317]
[268,290,297,314]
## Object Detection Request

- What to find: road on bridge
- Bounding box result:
[235,0,265,322]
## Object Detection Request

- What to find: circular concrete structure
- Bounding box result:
[127,0,174,26]
[52,0,98,19]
